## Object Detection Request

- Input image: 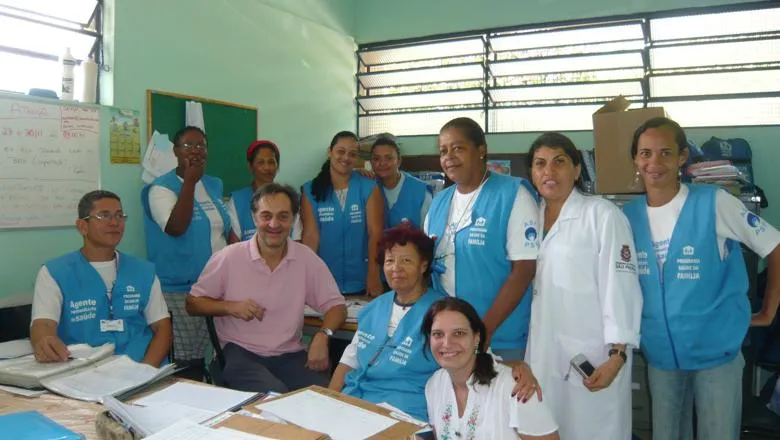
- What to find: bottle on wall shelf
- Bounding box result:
[79,56,98,104]
[60,47,76,100]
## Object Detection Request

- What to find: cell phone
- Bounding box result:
[570,354,596,379]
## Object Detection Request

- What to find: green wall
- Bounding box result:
[0,0,357,303]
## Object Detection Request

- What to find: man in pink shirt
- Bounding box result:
[186,183,347,392]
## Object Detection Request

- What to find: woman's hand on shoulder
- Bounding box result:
[509,361,542,403]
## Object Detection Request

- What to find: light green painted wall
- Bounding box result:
[354,0,759,43]
[0,0,357,303]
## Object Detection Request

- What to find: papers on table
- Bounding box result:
[0,384,47,397]
[304,299,366,323]
[134,381,260,414]
[144,419,273,440]
[0,343,114,389]
[255,389,397,440]
[0,339,33,359]
[142,130,177,183]
[104,395,219,437]
[40,355,176,402]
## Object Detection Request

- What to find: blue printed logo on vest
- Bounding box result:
[390,336,414,366]
[637,250,650,275]
[745,211,766,235]
[349,204,363,224]
[523,220,539,248]
[468,217,487,246]
[70,298,97,323]
[123,285,142,312]
[318,206,335,222]
[677,245,701,280]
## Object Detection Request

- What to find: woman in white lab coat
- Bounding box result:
[524,133,643,440]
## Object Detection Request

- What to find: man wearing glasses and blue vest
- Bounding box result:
[30,190,172,366]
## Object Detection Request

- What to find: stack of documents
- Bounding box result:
[105,382,260,437]
[40,355,176,402]
[0,339,33,359]
[0,343,114,389]
[687,160,748,194]
[144,419,273,440]
[304,299,366,323]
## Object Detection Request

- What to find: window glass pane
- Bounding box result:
[0,0,97,24]
[359,110,484,137]
[651,70,780,97]
[651,8,780,41]
[490,81,642,104]
[656,98,780,126]
[491,23,643,51]
[494,40,644,61]
[360,89,484,112]
[366,55,484,73]
[0,51,59,93]
[492,52,643,76]
[0,15,96,59]
[495,68,644,86]
[651,39,780,70]
[360,64,484,89]
[365,80,485,96]
[489,102,642,132]
[361,38,484,65]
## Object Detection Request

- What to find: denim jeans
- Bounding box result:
[648,352,744,440]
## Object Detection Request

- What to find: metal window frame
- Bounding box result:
[0,0,103,93]
[356,1,780,135]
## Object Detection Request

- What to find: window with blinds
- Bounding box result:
[0,0,102,96]
[356,4,780,136]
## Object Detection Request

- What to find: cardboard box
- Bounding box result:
[241,385,423,440]
[593,96,665,194]
[215,414,327,440]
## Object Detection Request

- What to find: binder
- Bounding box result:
[0,410,83,440]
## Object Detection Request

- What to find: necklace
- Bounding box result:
[393,288,424,310]
[435,169,489,259]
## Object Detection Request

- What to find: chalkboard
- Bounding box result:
[146,90,258,194]
[0,96,101,229]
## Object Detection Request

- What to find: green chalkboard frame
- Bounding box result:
[146,90,258,194]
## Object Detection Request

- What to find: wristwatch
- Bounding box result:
[608,348,627,363]
[319,327,334,338]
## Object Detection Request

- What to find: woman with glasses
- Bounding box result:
[141,125,237,365]
[32,190,172,366]
[227,139,303,241]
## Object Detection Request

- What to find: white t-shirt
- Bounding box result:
[426,364,558,440]
[382,172,433,223]
[147,177,228,254]
[31,260,169,325]
[226,197,303,241]
[339,302,410,369]
[647,185,780,268]
[424,182,540,296]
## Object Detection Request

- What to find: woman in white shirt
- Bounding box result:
[525,132,642,440]
[141,125,237,363]
[423,297,559,440]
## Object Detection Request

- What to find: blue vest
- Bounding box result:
[141,170,232,292]
[427,173,536,351]
[302,172,376,294]
[623,185,749,370]
[230,186,256,241]
[342,288,445,422]
[46,251,155,363]
[381,172,430,229]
